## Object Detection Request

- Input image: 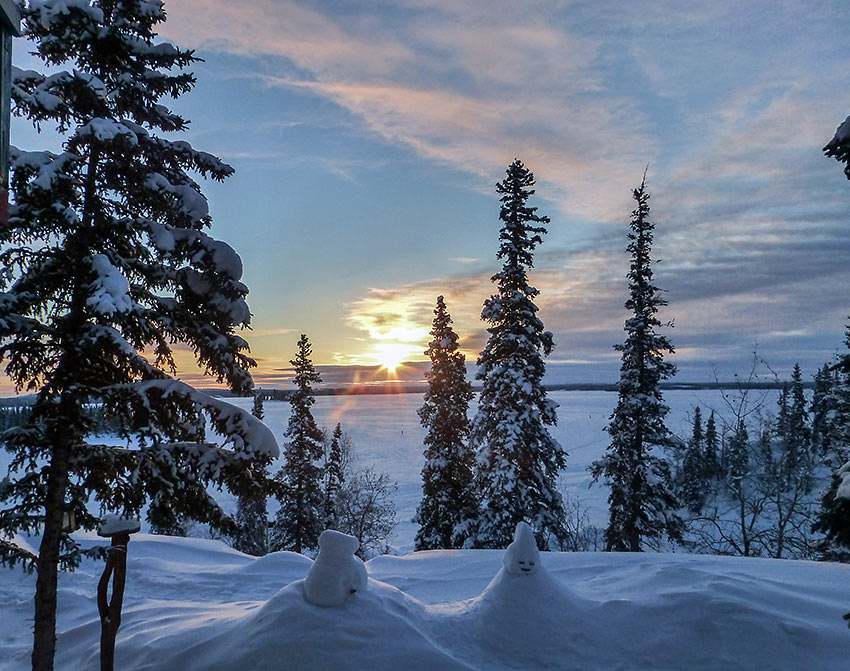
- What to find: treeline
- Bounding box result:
[221,336,397,560]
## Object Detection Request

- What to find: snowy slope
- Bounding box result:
[2,533,848,671]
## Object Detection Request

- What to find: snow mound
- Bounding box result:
[3,536,850,670]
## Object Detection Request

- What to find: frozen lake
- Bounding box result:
[0,387,777,553]
[223,387,759,552]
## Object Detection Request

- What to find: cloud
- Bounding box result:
[155,1,849,380]
[161,0,654,222]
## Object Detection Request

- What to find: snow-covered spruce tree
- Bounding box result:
[590,175,681,552]
[704,410,719,478]
[252,391,265,421]
[815,118,850,571]
[470,159,566,550]
[323,422,345,529]
[762,365,818,559]
[680,407,705,512]
[233,392,270,556]
[814,327,850,562]
[0,3,277,669]
[414,295,476,550]
[811,364,837,453]
[270,334,325,554]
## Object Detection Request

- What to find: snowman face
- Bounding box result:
[504,549,539,575]
[502,522,541,575]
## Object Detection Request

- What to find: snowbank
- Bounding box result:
[2,534,849,670]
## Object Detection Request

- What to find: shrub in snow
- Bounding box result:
[333,466,397,560]
[470,159,566,550]
[681,362,825,560]
[591,174,681,552]
[303,529,368,607]
[0,2,276,668]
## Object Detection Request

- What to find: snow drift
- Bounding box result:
[2,533,849,670]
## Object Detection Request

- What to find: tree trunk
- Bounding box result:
[32,440,72,671]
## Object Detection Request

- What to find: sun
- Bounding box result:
[372,343,409,372]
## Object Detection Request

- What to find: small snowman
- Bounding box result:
[502,521,540,576]
[303,530,368,607]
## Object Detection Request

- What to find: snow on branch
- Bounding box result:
[86,254,134,316]
[116,380,279,459]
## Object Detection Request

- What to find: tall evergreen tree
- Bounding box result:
[816,118,850,576]
[725,419,750,480]
[323,422,346,529]
[414,295,476,550]
[471,159,566,550]
[233,392,270,556]
[270,334,325,554]
[591,175,681,552]
[704,410,719,477]
[0,3,278,668]
[814,326,850,562]
[680,407,705,512]
[811,364,837,453]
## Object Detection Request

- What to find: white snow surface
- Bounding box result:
[3,390,847,669]
[1,533,848,670]
[97,515,141,537]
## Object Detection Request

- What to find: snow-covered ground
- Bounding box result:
[226,388,761,551]
[2,532,848,670]
[10,388,844,671]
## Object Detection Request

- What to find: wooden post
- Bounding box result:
[97,533,129,671]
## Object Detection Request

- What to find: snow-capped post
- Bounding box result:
[0,3,279,670]
[96,515,140,671]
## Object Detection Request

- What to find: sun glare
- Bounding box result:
[372,343,411,372]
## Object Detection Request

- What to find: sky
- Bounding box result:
[9,0,850,388]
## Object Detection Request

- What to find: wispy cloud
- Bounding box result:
[155,0,850,380]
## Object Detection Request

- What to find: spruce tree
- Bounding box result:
[680,407,705,512]
[811,364,836,453]
[252,391,265,421]
[814,327,850,563]
[591,175,681,552]
[816,120,850,575]
[0,3,277,668]
[270,334,325,554]
[704,410,719,478]
[323,423,345,529]
[414,295,476,550]
[725,420,750,480]
[233,392,270,556]
[471,159,566,550]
